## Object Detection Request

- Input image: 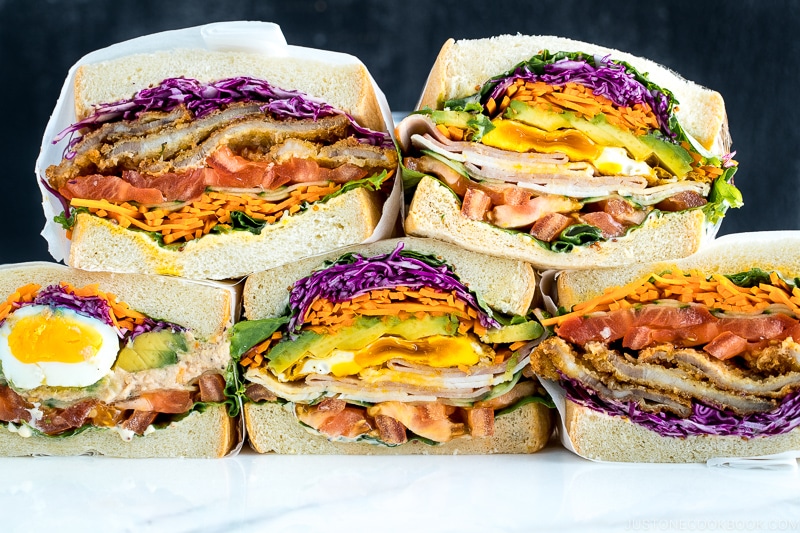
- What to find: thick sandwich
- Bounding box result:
[396,35,741,269]
[531,231,800,462]
[232,237,553,454]
[0,262,237,457]
[40,41,399,280]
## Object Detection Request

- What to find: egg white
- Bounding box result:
[0,305,120,389]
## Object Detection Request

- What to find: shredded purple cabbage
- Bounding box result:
[561,376,800,438]
[488,55,672,136]
[286,243,500,336]
[6,284,182,340]
[54,76,392,157]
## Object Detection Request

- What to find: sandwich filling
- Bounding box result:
[531,269,800,437]
[397,51,741,252]
[0,282,230,439]
[232,243,551,446]
[46,77,397,246]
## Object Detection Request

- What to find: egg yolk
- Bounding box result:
[330,335,480,377]
[481,119,602,161]
[7,312,105,364]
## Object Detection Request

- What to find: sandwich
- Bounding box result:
[231,237,553,454]
[530,231,800,462]
[39,32,399,280]
[396,35,741,269]
[0,262,237,457]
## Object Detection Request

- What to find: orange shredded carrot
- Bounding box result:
[242,286,494,371]
[68,179,355,244]
[543,269,800,327]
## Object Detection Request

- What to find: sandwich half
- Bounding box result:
[41,31,399,280]
[0,262,237,457]
[396,35,741,269]
[531,231,800,462]
[232,237,553,454]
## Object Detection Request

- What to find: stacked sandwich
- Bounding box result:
[5,22,403,457]
[17,24,793,463]
[392,34,799,464]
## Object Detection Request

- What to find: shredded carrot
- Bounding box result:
[69,181,351,244]
[497,79,660,135]
[0,283,41,323]
[241,286,492,371]
[542,269,800,327]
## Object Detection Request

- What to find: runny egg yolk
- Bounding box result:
[300,335,482,378]
[8,311,104,364]
[481,119,602,161]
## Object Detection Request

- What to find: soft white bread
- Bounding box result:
[0,404,236,458]
[242,235,537,319]
[245,400,552,455]
[418,35,728,153]
[563,401,800,463]
[0,262,234,340]
[69,187,383,281]
[405,176,708,271]
[556,231,800,310]
[74,48,386,132]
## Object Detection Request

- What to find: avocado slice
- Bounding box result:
[115,330,187,372]
[638,133,694,178]
[267,314,460,374]
[480,320,544,344]
[505,99,572,132]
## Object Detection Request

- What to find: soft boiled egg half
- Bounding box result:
[0,305,120,389]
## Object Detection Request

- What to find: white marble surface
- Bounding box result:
[2,441,799,533]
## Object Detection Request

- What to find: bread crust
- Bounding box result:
[245,400,552,455]
[564,401,800,463]
[0,405,236,458]
[69,187,383,281]
[416,34,727,152]
[74,48,387,133]
[0,262,233,340]
[555,231,800,309]
[242,235,537,319]
[404,176,708,271]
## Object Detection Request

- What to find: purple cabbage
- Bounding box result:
[286,242,500,336]
[561,376,800,439]
[487,55,673,137]
[54,76,392,157]
[7,284,182,340]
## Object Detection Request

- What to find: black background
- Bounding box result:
[1,0,798,264]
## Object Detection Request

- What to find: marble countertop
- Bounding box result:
[3,442,799,533]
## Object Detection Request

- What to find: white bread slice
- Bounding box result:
[0,404,235,458]
[242,235,537,319]
[564,401,800,463]
[74,48,386,132]
[0,262,233,339]
[0,262,238,457]
[556,231,800,310]
[69,187,382,281]
[405,176,707,271]
[418,35,728,153]
[245,400,552,455]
